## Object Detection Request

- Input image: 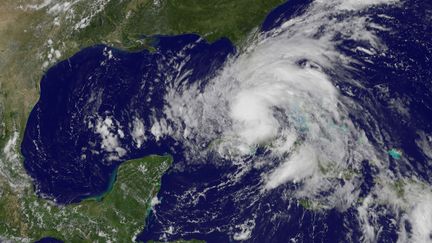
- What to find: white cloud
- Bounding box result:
[409,194,432,243]
[150,118,171,142]
[131,117,146,148]
[94,116,126,161]
[3,131,19,162]
[233,218,256,241]
[265,145,318,189]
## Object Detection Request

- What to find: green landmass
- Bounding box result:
[0,0,285,241]
[77,0,286,49]
[392,179,405,198]
[299,199,313,210]
[298,198,324,211]
[0,155,172,242]
[318,161,359,181]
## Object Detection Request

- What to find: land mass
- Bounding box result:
[1,155,172,242]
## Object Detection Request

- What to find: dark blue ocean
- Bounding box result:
[22,0,432,242]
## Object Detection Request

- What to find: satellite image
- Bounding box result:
[1,0,432,242]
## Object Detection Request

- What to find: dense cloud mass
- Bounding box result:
[151,0,432,242]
